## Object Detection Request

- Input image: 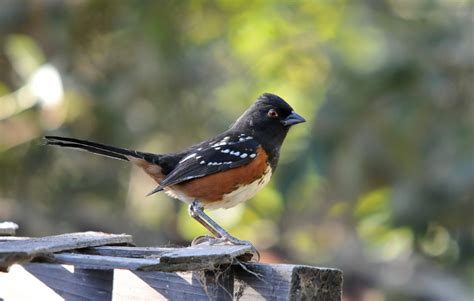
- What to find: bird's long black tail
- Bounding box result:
[44,136,157,163]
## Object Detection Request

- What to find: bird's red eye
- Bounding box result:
[267,109,278,118]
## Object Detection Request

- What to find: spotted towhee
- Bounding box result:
[44,93,305,247]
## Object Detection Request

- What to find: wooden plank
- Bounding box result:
[233,263,343,301]
[82,244,255,265]
[1,262,343,300]
[0,222,18,236]
[158,244,255,269]
[82,246,174,258]
[5,263,232,301]
[0,232,133,272]
[3,263,227,300]
[43,245,255,272]
[48,253,162,271]
[115,267,236,301]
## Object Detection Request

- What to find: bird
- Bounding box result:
[44,93,305,248]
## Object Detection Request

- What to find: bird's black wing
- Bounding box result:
[155,134,260,190]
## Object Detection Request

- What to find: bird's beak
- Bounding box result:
[281,111,306,126]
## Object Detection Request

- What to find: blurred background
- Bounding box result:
[0,0,473,300]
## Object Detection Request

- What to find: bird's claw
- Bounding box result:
[191,235,260,261]
[191,235,216,246]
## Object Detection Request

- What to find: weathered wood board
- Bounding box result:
[233,263,343,300]
[83,246,175,257]
[0,232,343,300]
[1,262,343,301]
[0,232,133,271]
[46,244,255,272]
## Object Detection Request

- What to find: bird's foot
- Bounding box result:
[191,235,251,246]
[191,235,260,261]
[191,235,216,246]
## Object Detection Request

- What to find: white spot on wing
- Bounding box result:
[211,136,231,147]
[180,153,196,163]
[240,153,248,158]
[250,154,256,158]
[212,142,227,147]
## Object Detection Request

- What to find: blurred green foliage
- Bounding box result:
[0,0,473,300]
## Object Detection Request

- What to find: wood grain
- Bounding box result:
[233,263,343,301]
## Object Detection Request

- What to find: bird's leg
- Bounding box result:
[188,201,223,239]
[188,200,260,261]
[188,200,248,245]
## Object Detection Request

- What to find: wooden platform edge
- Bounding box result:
[36,244,255,273]
[0,232,343,300]
[0,232,133,272]
[233,263,343,300]
[0,262,343,301]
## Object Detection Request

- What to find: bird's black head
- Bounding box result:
[231,93,305,164]
[233,93,305,132]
